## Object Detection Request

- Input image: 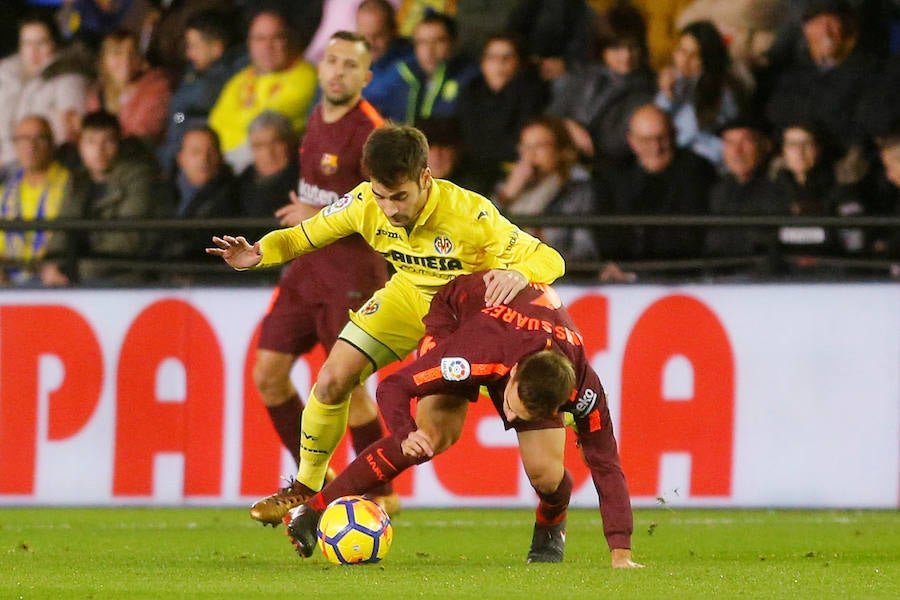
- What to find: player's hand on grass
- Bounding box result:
[401,429,435,458]
[206,235,262,270]
[483,269,527,307]
[611,548,644,569]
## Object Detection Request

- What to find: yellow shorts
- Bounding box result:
[338,276,435,372]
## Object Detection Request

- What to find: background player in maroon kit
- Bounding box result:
[285,272,642,568]
[251,31,397,521]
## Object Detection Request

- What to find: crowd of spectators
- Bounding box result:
[1,0,899,286]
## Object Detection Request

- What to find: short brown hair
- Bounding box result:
[515,350,576,420]
[362,123,429,187]
[331,30,371,52]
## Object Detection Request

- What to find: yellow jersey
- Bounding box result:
[208,59,318,152]
[255,178,565,294]
[0,161,70,262]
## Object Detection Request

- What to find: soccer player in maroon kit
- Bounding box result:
[285,272,642,568]
[250,31,397,522]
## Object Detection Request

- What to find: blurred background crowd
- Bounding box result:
[0,0,899,286]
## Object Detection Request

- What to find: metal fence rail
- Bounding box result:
[2,215,898,282]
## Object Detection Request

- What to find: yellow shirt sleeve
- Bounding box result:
[471,194,566,284]
[254,185,367,268]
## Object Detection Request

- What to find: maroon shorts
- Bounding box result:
[257,236,388,355]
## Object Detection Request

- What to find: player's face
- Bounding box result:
[318,38,372,106]
[502,369,536,422]
[371,168,431,227]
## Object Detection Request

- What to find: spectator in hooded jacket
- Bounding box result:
[0,13,89,171]
[377,12,478,124]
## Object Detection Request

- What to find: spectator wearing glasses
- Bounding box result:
[0,115,72,285]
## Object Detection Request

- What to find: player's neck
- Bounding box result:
[320,96,360,124]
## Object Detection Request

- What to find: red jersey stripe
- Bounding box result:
[413,366,443,386]
[358,100,384,128]
[412,362,511,386]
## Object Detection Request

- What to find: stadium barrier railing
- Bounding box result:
[1,214,898,283]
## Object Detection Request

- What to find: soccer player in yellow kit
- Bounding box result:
[208,124,564,523]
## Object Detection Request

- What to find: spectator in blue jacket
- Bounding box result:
[355,0,413,119]
[157,9,244,176]
[378,12,478,124]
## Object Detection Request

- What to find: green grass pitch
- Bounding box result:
[2,507,898,599]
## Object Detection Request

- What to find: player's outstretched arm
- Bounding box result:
[205,235,263,270]
[611,548,644,569]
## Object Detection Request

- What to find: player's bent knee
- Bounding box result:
[252,355,294,405]
[525,465,566,495]
[315,363,359,404]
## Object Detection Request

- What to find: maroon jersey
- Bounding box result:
[259,100,387,354]
[297,101,382,209]
[376,272,633,550]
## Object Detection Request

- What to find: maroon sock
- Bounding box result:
[350,418,393,497]
[535,469,573,527]
[308,434,424,512]
[265,393,303,463]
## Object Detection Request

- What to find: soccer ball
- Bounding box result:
[317,495,393,565]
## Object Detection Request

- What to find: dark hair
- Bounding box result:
[101,29,139,52]
[515,350,576,421]
[19,11,64,49]
[80,110,121,138]
[330,30,371,52]
[480,31,526,62]
[182,124,222,155]
[416,12,457,43]
[680,20,733,130]
[779,120,825,149]
[596,3,648,64]
[362,124,429,187]
[802,0,858,36]
[185,9,236,47]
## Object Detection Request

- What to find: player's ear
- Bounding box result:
[420,166,431,188]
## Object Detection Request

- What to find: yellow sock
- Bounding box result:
[297,384,350,490]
